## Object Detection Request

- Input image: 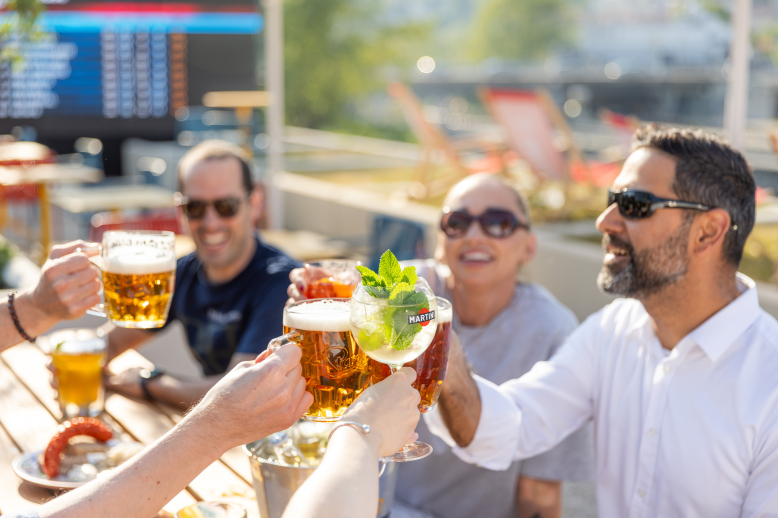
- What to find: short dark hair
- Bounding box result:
[631,124,755,266]
[177,139,254,194]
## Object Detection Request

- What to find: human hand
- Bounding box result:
[188,343,312,449]
[48,240,100,261]
[105,366,145,400]
[285,265,332,306]
[340,367,421,457]
[28,250,101,321]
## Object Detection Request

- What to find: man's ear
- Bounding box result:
[692,208,730,256]
[249,184,264,227]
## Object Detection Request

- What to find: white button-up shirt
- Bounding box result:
[426,274,778,518]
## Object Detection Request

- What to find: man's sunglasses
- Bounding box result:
[607,189,715,219]
[174,195,247,219]
[440,207,530,239]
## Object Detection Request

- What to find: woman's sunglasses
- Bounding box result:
[440,208,529,239]
[175,195,246,219]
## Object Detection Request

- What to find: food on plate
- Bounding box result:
[37,417,144,482]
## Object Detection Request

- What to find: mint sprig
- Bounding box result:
[355,250,429,351]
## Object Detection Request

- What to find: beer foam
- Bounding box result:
[285,299,351,332]
[437,304,453,324]
[102,248,176,275]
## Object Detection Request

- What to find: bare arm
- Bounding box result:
[282,367,421,518]
[107,352,256,409]
[38,345,312,518]
[105,325,153,362]
[517,477,561,518]
[436,332,482,447]
[145,353,256,409]
[0,242,101,353]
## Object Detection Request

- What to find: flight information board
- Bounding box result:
[0,1,261,138]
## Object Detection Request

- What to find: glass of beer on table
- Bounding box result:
[371,297,452,412]
[48,329,107,419]
[268,298,370,422]
[85,231,176,329]
[302,259,361,299]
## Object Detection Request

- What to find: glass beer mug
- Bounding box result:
[83,230,177,329]
[268,298,370,422]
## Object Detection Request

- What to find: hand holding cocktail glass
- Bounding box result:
[349,251,437,461]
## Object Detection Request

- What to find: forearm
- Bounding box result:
[517,477,561,518]
[106,325,152,363]
[147,374,223,409]
[0,291,59,352]
[282,426,380,518]
[437,354,481,447]
[38,413,225,518]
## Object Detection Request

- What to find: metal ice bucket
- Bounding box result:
[244,439,398,518]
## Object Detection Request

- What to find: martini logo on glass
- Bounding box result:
[408,308,435,326]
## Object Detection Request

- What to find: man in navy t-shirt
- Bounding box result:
[104,140,298,408]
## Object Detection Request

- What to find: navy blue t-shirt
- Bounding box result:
[159,236,299,375]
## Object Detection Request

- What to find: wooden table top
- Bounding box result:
[0,341,261,517]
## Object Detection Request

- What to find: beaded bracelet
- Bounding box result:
[8,291,36,344]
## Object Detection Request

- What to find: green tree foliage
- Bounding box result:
[283,0,430,131]
[0,0,45,66]
[468,0,572,62]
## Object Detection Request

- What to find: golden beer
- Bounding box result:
[277,299,370,422]
[102,269,175,328]
[49,329,106,419]
[101,231,177,329]
[371,297,452,412]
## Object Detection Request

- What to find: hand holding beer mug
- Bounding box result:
[48,329,107,419]
[268,298,370,422]
[350,250,437,462]
[82,231,176,329]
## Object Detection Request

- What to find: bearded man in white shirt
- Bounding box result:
[425,124,778,518]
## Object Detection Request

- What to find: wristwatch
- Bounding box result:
[139,365,164,401]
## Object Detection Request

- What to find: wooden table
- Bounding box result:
[0,342,261,517]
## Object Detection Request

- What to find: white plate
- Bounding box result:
[12,440,142,490]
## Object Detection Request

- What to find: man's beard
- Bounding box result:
[597,219,692,299]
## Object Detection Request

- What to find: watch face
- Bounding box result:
[140,367,164,379]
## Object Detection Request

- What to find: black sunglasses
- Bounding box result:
[175,195,247,219]
[440,207,529,239]
[607,189,716,219]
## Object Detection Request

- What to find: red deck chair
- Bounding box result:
[479,87,621,188]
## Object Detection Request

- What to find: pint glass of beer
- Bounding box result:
[268,299,369,422]
[100,231,176,329]
[371,297,452,412]
[302,260,361,299]
[49,329,107,419]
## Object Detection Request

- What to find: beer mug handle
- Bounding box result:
[76,245,106,318]
[267,330,303,353]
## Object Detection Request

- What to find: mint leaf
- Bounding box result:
[399,266,417,286]
[378,250,402,285]
[356,265,385,288]
[383,284,429,350]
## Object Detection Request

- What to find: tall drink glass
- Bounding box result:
[268,299,370,422]
[48,329,106,419]
[371,297,452,412]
